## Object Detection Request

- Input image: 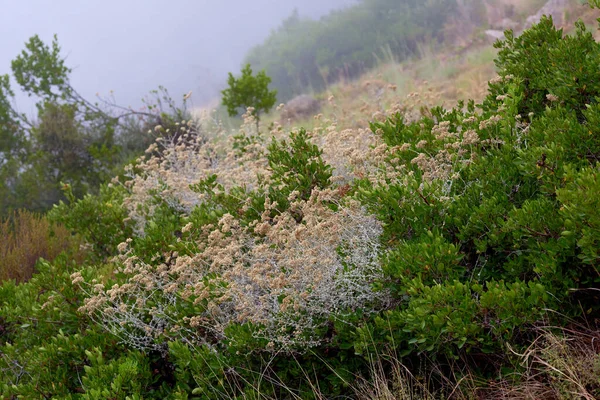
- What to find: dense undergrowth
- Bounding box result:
[3,12,600,400]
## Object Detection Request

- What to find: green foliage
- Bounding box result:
[382,279,547,357]
[383,230,464,293]
[0,74,23,157]
[49,182,134,261]
[0,256,123,398]
[486,17,600,118]
[11,34,71,102]
[0,34,119,215]
[354,16,600,367]
[557,166,600,268]
[188,128,333,231]
[0,254,176,399]
[80,348,155,400]
[267,128,332,205]
[221,64,277,126]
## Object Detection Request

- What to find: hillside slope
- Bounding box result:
[254,0,600,132]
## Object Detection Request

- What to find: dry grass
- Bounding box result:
[353,324,600,400]
[353,350,487,400]
[355,356,438,400]
[0,209,83,283]
[484,326,600,400]
[262,41,498,134]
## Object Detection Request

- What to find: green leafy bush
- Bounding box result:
[49,182,134,261]
[266,128,333,206]
[221,63,277,128]
[354,15,600,367]
[0,256,167,398]
[486,17,600,119]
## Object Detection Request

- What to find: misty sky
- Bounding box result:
[1,0,356,114]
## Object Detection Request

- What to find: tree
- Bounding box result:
[0,34,192,216]
[0,35,120,213]
[221,64,277,129]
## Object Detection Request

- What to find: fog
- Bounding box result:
[1,0,356,114]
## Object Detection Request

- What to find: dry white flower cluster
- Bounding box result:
[119,101,406,236]
[73,188,386,352]
[68,105,399,352]
[121,113,270,234]
[319,127,382,184]
[409,120,476,188]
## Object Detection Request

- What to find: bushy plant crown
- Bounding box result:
[221,64,277,128]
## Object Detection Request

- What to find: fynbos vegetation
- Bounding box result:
[3,1,600,398]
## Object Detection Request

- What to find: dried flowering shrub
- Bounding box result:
[70,112,390,354]
[74,190,386,352]
[121,111,270,235]
[65,14,600,370]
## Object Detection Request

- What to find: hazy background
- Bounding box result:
[1,0,356,114]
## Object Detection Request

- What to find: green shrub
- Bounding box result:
[49,182,134,261]
[0,255,174,399]
[557,166,600,272]
[486,17,600,119]
[267,128,333,205]
[221,63,277,128]
[353,16,600,366]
